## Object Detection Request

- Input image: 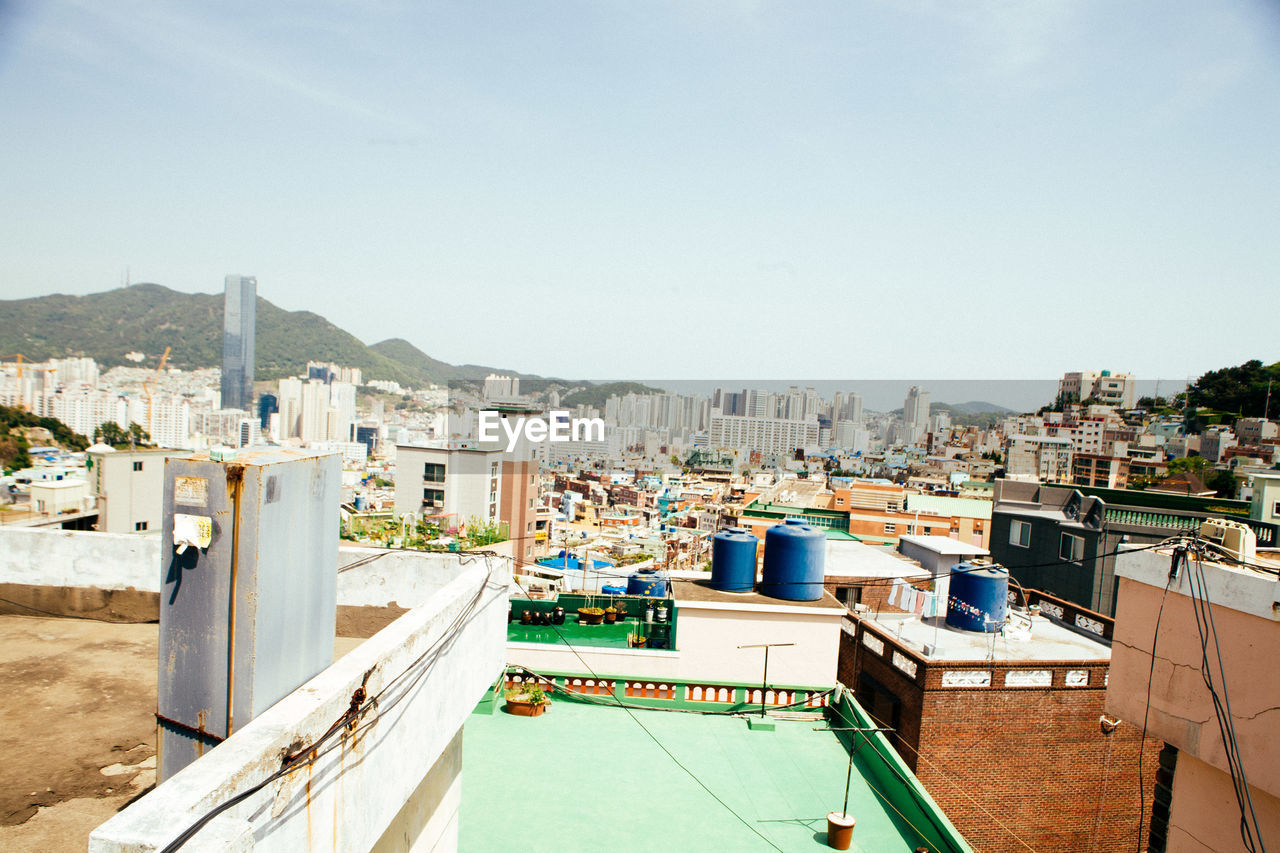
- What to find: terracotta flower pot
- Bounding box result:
[577,608,604,625]
[826,812,856,850]
[504,697,549,717]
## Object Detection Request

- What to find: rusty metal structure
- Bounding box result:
[157,447,340,781]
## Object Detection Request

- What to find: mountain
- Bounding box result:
[948,401,1014,415]
[884,401,1009,429]
[0,283,523,387]
[368,338,524,387]
[560,382,664,409]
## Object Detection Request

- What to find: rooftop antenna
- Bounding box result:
[738,642,795,719]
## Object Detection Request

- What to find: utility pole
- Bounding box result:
[738,642,794,718]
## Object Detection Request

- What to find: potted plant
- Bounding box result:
[578,607,605,625]
[655,602,669,623]
[644,602,655,623]
[504,684,550,717]
[604,606,618,625]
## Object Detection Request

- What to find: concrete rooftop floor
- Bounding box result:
[460,697,937,853]
[0,615,363,853]
[869,611,1111,662]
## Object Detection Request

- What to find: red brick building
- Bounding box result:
[839,588,1156,852]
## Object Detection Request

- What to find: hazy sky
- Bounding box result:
[2,1,1277,381]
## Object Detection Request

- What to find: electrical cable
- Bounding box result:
[1134,546,1176,853]
[503,539,1173,594]
[850,692,1045,852]
[1187,545,1267,853]
[507,573,786,853]
[512,665,834,717]
[824,698,976,853]
[160,558,502,852]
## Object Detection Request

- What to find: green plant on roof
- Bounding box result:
[505,683,546,704]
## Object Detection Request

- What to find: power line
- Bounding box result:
[823,699,974,853]
[514,665,834,718]
[1187,546,1267,853]
[507,573,785,852]
[1134,546,1176,853]
[160,558,502,852]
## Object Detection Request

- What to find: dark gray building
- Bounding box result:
[990,479,1278,616]
[220,274,256,411]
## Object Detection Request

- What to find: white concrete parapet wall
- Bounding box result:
[0,528,160,590]
[0,527,490,612]
[89,555,510,853]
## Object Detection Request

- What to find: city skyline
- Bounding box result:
[2,2,1278,380]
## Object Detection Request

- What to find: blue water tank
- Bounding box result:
[945,563,1009,633]
[354,495,367,512]
[710,527,758,593]
[759,519,826,601]
[627,568,669,597]
[601,585,627,595]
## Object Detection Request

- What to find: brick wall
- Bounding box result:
[916,673,1152,853]
[825,576,922,614]
[838,614,1157,853]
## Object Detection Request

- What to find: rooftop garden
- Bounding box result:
[341,513,509,551]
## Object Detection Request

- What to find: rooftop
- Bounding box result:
[897,535,989,557]
[825,540,929,580]
[903,494,992,520]
[460,696,961,852]
[863,611,1111,663]
[0,614,363,851]
[672,579,844,611]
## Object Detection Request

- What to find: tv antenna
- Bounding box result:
[738,642,794,718]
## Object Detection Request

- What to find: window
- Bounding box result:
[1274,501,1280,518]
[836,586,861,607]
[422,488,444,507]
[884,523,897,534]
[423,463,445,483]
[1060,533,1083,562]
[1009,519,1031,548]
[135,521,148,531]
[133,461,144,471]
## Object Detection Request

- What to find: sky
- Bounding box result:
[1,0,1278,382]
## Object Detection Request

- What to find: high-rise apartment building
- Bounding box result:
[220,275,257,411]
[903,385,930,442]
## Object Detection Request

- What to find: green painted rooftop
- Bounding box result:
[460,698,964,852]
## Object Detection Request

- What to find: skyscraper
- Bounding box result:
[221,275,256,411]
[903,385,930,442]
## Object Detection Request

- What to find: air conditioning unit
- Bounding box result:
[1199,518,1257,565]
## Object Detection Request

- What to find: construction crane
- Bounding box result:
[1,354,31,411]
[143,347,171,442]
